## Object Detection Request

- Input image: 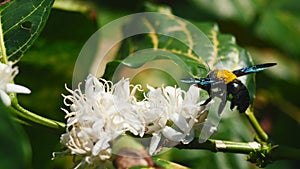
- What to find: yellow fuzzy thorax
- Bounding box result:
[214,70,237,84]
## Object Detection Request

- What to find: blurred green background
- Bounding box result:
[3,0,299,168]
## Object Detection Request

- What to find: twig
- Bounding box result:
[9,102,66,131]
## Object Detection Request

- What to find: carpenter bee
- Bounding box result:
[181,63,276,115]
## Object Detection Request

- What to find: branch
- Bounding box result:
[175,139,261,154]
[176,139,300,167]
[245,108,268,142]
[9,102,66,131]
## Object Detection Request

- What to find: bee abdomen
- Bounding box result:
[227,79,250,113]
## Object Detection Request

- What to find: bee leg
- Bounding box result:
[218,100,226,116]
[200,97,212,106]
[217,92,227,116]
[230,100,236,110]
[237,102,249,113]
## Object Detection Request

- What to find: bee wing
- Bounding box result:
[217,92,227,116]
[232,63,276,77]
[181,77,220,86]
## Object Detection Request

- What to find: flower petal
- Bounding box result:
[149,132,161,155]
[162,126,185,142]
[182,129,194,144]
[0,90,11,106]
[92,136,111,156]
[5,83,31,94]
[114,78,130,100]
[198,122,217,143]
[170,113,189,132]
[186,85,200,103]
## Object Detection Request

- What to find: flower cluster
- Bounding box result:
[55,74,214,168]
[0,61,31,106]
[144,85,207,154]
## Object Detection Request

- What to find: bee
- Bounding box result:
[181,63,277,115]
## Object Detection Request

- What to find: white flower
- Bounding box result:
[143,85,207,155]
[56,75,146,168]
[55,74,217,166]
[0,61,31,106]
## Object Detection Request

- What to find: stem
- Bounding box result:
[0,15,8,64]
[176,139,300,161]
[176,139,261,154]
[53,0,96,15]
[245,108,268,142]
[10,102,66,131]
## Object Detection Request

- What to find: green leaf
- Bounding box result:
[102,60,122,81]
[190,0,262,24]
[115,11,214,78]
[171,150,255,169]
[115,11,254,98]
[0,0,54,62]
[17,8,97,168]
[152,157,190,169]
[255,0,300,57]
[189,0,300,58]
[193,22,255,100]
[109,9,256,153]
[0,102,31,169]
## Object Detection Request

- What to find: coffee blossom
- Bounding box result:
[0,61,31,106]
[54,74,215,168]
[55,75,146,168]
[143,85,207,155]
